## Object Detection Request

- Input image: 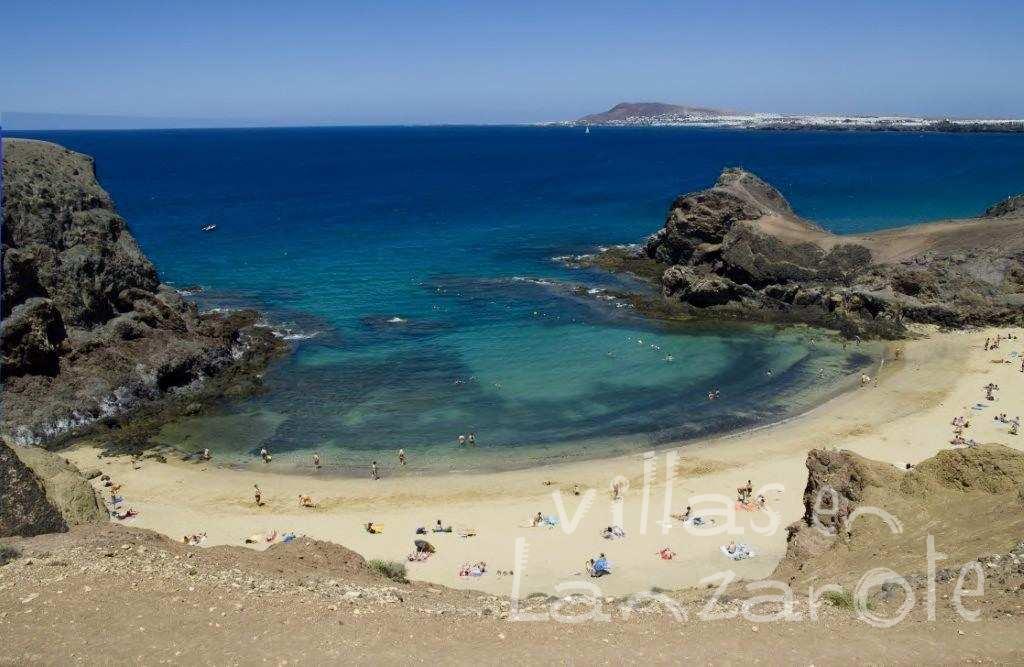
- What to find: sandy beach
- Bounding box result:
[66,326,1024,597]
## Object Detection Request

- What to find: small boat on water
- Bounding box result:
[201,224,217,232]
[585,126,591,134]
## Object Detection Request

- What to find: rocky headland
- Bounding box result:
[1,138,286,447]
[569,101,1024,133]
[581,168,1024,338]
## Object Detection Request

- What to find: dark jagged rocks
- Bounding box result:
[983,194,1024,219]
[1,139,287,446]
[595,167,1024,338]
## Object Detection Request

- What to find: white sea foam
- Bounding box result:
[257,319,322,341]
[278,331,321,341]
[511,276,555,286]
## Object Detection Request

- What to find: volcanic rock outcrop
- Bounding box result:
[609,168,1024,337]
[0,439,106,537]
[777,445,1024,588]
[1,139,284,445]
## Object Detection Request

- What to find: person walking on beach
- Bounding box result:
[312,452,321,470]
[371,461,380,480]
[254,484,263,507]
[398,449,407,466]
[260,447,272,464]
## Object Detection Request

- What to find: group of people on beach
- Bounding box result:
[994,413,1020,436]
[234,451,781,583]
[246,445,413,484]
[100,472,139,521]
[984,333,1017,351]
[950,414,979,448]
[735,479,767,509]
[986,334,1024,372]
[948,334,1021,447]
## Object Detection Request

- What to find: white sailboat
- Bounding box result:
[585,126,591,134]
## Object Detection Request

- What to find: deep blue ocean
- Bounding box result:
[7,126,1024,471]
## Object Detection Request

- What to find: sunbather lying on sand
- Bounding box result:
[671,506,692,522]
[721,541,755,560]
[587,554,612,577]
[602,525,626,539]
[298,494,317,508]
[458,561,487,577]
[244,530,278,544]
[365,522,383,534]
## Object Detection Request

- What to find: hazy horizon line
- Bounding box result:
[4,106,1024,132]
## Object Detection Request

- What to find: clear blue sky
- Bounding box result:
[3,0,1022,126]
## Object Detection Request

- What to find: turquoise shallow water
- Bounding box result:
[8,126,1023,472]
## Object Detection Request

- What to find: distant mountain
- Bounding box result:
[578,102,733,125]
[570,102,1024,133]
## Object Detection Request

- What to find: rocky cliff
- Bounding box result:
[1,139,285,445]
[602,168,1024,337]
[0,440,105,537]
[0,440,68,537]
[776,445,1024,589]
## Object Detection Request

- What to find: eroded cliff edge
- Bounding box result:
[1,138,286,446]
[585,168,1024,337]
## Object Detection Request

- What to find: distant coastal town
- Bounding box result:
[554,102,1024,132]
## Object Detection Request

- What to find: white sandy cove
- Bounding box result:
[68,327,1024,597]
